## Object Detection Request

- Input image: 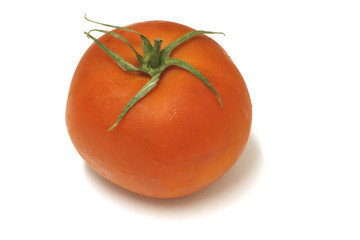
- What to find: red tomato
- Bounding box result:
[66,17,252,198]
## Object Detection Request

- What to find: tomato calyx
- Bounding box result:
[84,15,224,130]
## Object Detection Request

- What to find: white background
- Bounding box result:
[1,0,359,239]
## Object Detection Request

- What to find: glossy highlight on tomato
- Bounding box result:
[66,18,252,198]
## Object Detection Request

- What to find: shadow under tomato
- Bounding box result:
[83,132,263,216]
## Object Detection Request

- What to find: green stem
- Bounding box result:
[84,16,225,130]
[150,39,163,69]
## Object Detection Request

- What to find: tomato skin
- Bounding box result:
[66,21,252,198]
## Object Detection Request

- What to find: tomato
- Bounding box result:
[66,17,252,198]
